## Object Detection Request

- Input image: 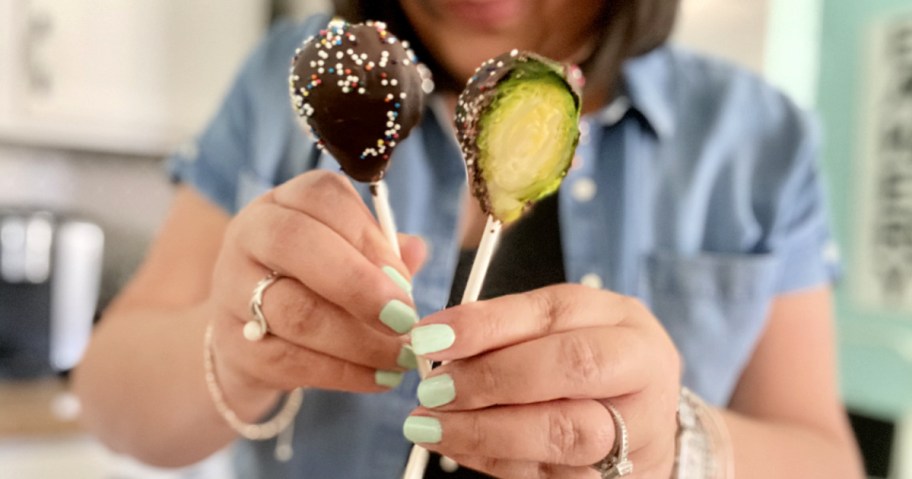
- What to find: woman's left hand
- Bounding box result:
[405,284,682,478]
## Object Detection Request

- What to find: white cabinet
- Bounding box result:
[0,0,269,155]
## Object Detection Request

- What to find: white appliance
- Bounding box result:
[0,211,103,377]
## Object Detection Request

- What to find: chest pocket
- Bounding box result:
[639,252,778,406]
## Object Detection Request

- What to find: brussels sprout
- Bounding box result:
[456,50,581,223]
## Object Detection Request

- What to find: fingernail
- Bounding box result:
[379,300,419,334]
[403,416,442,444]
[410,324,456,355]
[375,370,405,388]
[397,345,418,370]
[382,265,413,294]
[417,374,455,408]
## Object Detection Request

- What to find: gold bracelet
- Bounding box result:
[673,387,734,479]
[203,323,303,450]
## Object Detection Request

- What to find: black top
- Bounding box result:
[425,193,565,478]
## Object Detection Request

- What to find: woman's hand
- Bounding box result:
[205,171,427,416]
[405,284,681,478]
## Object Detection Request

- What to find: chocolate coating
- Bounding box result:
[289,20,432,183]
[455,50,582,218]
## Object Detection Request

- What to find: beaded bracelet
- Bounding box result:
[203,323,303,461]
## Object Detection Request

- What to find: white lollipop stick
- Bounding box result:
[460,215,502,304]
[417,352,433,379]
[370,180,400,258]
[372,179,423,374]
[402,215,502,479]
[372,178,425,370]
[402,443,432,479]
[369,179,439,479]
[369,179,440,479]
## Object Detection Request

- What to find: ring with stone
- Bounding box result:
[245,271,280,341]
[591,401,634,478]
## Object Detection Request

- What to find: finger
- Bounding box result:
[416,333,677,454]
[410,284,649,361]
[271,171,378,252]
[216,264,413,371]
[422,328,652,410]
[213,317,403,393]
[614,411,678,477]
[445,454,600,479]
[398,234,427,276]
[271,171,414,283]
[236,202,418,334]
[404,399,614,466]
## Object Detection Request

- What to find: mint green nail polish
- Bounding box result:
[375,370,404,388]
[382,265,413,294]
[403,416,442,444]
[397,345,418,370]
[418,374,455,408]
[411,324,456,355]
[379,300,419,334]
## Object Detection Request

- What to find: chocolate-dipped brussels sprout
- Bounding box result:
[456,50,581,223]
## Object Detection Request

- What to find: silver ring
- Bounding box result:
[245,271,280,341]
[592,402,634,478]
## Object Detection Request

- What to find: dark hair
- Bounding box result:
[332,0,679,97]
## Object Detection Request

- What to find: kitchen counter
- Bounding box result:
[0,378,234,479]
[0,378,80,437]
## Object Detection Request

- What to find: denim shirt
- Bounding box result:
[169,15,838,479]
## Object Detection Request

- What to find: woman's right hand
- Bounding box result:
[204,170,427,414]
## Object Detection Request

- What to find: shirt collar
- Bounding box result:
[427,47,676,139]
[598,46,675,139]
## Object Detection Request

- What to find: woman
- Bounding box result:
[73,0,865,477]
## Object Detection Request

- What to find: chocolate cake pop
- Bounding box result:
[455,50,581,223]
[289,20,432,183]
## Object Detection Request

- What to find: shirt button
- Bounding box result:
[571,177,597,202]
[439,456,459,473]
[581,273,603,289]
[822,241,840,264]
[579,120,591,145]
[602,95,631,126]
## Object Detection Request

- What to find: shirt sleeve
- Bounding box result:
[166,50,256,214]
[768,112,841,293]
[166,17,324,214]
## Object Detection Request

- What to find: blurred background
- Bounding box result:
[0,0,909,477]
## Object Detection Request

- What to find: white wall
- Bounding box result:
[673,0,771,74]
[673,0,823,109]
